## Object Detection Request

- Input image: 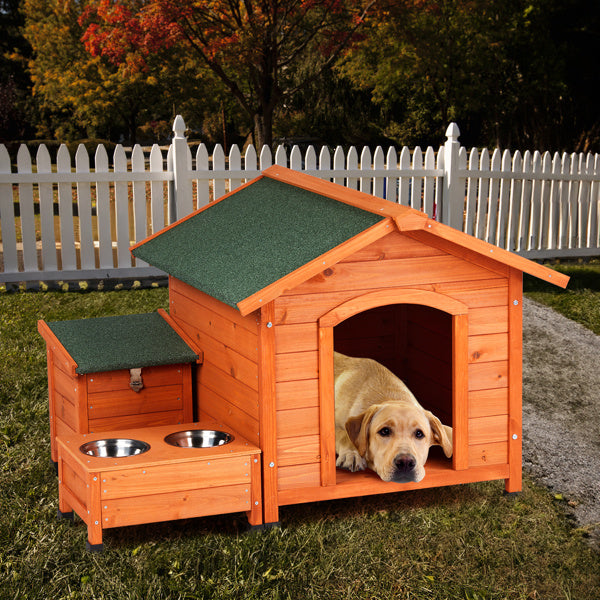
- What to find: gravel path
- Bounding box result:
[522,298,600,547]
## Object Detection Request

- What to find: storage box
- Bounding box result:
[38,312,200,462]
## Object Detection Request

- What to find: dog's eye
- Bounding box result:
[378,427,392,437]
[414,429,425,440]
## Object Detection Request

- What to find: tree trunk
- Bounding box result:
[253,109,273,151]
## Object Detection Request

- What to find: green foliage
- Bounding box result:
[525,260,600,335]
[1,287,600,599]
[337,0,600,150]
[0,0,33,141]
[5,0,600,151]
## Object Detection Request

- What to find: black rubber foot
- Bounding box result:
[248,521,281,532]
[86,541,104,553]
[504,490,521,497]
[57,509,74,521]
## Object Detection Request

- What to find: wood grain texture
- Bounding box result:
[290,255,499,297]
[453,313,469,470]
[277,435,321,467]
[506,268,523,493]
[469,442,508,467]
[86,364,186,393]
[103,484,252,529]
[469,415,508,445]
[468,388,508,419]
[318,326,336,487]
[258,302,279,523]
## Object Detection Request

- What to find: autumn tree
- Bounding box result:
[79,0,374,149]
[22,0,223,143]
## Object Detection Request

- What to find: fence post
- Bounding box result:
[170,115,193,222]
[442,122,462,229]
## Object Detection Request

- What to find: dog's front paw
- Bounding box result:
[336,449,367,472]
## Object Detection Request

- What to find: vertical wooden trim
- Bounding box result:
[258,302,279,523]
[181,363,194,422]
[506,268,523,493]
[247,453,263,526]
[47,348,58,462]
[87,472,103,547]
[452,313,469,470]
[318,326,336,486]
[57,455,72,515]
[78,375,89,433]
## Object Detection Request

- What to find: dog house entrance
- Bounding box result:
[318,289,469,488]
[334,304,453,430]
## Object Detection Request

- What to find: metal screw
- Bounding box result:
[513,300,519,306]
[267,322,273,328]
[512,434,518,440]
[269,462,275,468]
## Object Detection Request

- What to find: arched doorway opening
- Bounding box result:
[318,289,469,487]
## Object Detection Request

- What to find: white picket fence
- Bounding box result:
[1,116,599,287]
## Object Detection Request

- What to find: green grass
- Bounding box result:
[525,259,600,334]
[1,287,599,599]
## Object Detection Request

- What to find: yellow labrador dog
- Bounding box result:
[334,352,453,483]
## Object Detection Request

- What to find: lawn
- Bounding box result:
[1,279,599,600]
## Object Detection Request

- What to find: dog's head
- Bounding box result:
[345,402,453,483]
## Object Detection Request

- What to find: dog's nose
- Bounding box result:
[394,454,416,474]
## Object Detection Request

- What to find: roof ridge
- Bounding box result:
[262,165,425,222]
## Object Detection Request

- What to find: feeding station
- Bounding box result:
[40,165,568,547]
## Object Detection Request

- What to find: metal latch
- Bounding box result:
[129,368,144,392]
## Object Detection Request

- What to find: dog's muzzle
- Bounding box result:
[390,454,418,483]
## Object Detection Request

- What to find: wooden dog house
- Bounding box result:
[130,166,568,525]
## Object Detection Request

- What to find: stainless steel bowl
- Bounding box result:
[164,429,233,448]
[79,438,150,458]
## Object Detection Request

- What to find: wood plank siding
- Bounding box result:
[168,277,261,445]
[274,230,512,493]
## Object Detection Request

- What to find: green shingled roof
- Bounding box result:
[131,177,385,309]
[46,312,198,374]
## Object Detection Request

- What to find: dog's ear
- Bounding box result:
[345,405,380,456]
[427,412,453,458]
